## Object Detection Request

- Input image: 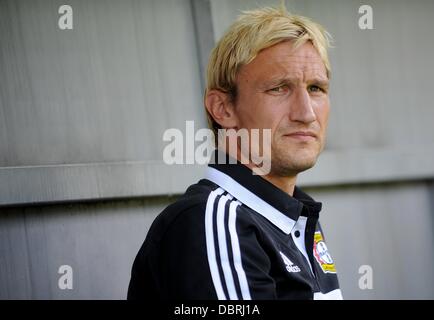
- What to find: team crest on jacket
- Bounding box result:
[313,231,336,274]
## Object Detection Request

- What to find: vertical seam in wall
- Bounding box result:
[190,0,215,92]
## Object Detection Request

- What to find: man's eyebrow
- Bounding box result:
[259,76,297,87]
[259,76,329,88]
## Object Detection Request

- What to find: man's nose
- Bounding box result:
[289,88,316,124]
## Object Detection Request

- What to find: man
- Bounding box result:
[128,6,342,300]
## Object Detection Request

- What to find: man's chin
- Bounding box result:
[270,155,318,177]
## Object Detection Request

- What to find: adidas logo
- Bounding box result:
[279,251,301,273]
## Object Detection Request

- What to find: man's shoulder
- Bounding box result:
[145,179,219,243]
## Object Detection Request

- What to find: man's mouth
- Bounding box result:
[283,131,317,141]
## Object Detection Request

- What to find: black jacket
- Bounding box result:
[128,153,342,300]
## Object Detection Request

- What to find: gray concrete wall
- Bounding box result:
[308,181,434,299]
[0,197,170,299]
[0,0,208,206]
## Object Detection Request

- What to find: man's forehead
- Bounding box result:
[240,42,327,81]
[264,59,327,77]
[240,59,328,84]
[260,41,323,63]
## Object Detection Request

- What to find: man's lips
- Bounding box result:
[283,131,318,141]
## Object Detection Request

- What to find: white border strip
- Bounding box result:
[291,216,315,276]
[313,289,344,300]
[0,162,206,206]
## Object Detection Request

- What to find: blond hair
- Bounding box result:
[205,6,332,135]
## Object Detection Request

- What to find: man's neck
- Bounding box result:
[223,147,298,196]
[242,161,297,196]
[262,172,297,196]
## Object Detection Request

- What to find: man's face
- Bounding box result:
[233,40,330,177]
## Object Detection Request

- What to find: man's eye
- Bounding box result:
[309,85,324,93]
[269,85,287,93]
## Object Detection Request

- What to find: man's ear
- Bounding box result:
[205,89,238,129]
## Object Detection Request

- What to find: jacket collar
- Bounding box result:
[206,150,322,235]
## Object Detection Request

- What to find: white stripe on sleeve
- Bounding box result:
[228,201,252,300]
[205,188,226,300]
[216,195,238,299]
